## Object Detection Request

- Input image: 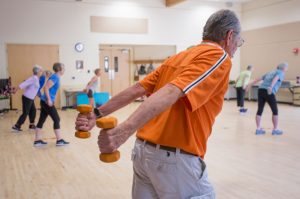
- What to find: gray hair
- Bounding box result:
[202,9,241,43]
[277,62,288,70]
[247,65,253,70]
[33,64,43,75]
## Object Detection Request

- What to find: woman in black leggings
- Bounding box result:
[11,65,43,132]
[34,63,69,147]
[247,62,288,135]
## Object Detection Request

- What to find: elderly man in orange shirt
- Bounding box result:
[76,9,243,199]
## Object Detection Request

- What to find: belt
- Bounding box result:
[137,138,197,156]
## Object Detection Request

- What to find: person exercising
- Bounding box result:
[12,65,43,132]
[34,63,69,147]
[84,68,101,107]
[247,62,288,135]
[76,9,242,199]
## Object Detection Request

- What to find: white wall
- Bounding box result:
[0,0,242,105]
[241,0,300,81]
[242,0,300,31]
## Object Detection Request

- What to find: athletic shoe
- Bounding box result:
[239,108,246,115]
[255,129,266,135]
[29,124,36,130]
[56,139,70,146]
[11,125,22,132]
[34,140,48,147]
[239,108,248,112]
[272,129,283,135]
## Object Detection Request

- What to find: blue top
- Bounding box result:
[41,73,60,102]
[37,75,46,97]
[259,69,285,94]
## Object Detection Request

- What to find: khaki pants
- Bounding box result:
[131,139,215,199]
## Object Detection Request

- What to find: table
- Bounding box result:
[64,88,82,108]
[249,82,300,106]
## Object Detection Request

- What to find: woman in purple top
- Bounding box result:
[12,65,43,132]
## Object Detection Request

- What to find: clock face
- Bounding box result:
[75,42,84,52]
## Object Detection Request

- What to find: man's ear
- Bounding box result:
[225,30,234,46]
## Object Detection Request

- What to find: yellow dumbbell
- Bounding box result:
[75,104,93,139]
[96,116,120,163]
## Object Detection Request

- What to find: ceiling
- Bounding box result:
[40,0,254,9]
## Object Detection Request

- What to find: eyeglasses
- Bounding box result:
[233,31,245,47]
[238,38,245,47]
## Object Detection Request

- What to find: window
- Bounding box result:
[104,56,109,72]
[114,56,119,72]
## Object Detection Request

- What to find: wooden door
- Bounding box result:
[99,48,130,96]
[111,49,130,96]
[7,44,60,110]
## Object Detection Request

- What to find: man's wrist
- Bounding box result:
[94,108,103,118]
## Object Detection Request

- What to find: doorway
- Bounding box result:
[99,47,130,96]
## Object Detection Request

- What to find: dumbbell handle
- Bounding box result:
[96,117,120,163]
[75,104,93,139]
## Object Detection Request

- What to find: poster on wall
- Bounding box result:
[76,60,84,71]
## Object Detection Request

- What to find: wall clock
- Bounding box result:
[75,42,84,52]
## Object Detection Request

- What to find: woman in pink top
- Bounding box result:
[12,65,43,132]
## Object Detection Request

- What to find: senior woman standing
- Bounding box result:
[247,62,288,135]
[12,65,43,132]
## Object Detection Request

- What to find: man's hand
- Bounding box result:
[75,112,96,132]
[98,123,132,153]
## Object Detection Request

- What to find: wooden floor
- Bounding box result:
[0,101,299,199]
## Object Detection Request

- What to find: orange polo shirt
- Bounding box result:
[137,41,232,158]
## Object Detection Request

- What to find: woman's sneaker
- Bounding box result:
[34,140,48,147]
[239,108,248,115]
[272,129,283,135]
[11,125,22,132]
[255,129,266,135]
[56,139,70,146]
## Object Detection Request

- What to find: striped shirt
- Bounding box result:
[138,41,232,158]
